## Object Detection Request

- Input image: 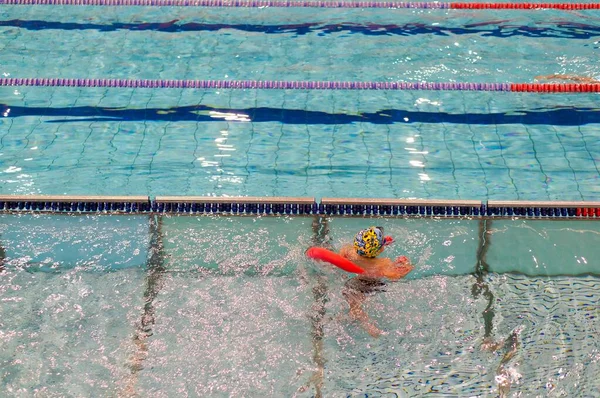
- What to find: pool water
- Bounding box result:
[1,5,600,200]
[2,2,600,397]
[2,214,600,396]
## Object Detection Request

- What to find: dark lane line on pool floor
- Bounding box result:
[123,215,167,395]
[473,220,524,397]
[3,19,600,40]
[3,104,599,126]
[0,239,5,272]
[299,216,331,397]
[472,219,494,341]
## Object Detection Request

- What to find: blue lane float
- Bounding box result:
[0,195,151,213]
[1,195,600,219]
[153,196,316,216]
[319,198,484,217]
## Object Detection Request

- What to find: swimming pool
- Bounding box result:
[1,1,600,396]
[1,2,600,200]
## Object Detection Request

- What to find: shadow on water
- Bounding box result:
[3,19,600,40]
[3,103,600,126]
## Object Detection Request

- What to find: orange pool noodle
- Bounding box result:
[305,247,365,274]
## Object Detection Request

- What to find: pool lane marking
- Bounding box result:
[0,239,5,272]
[472,219,494,339]
[473,220,524,396]
[304,216,330,398]
[122,215,166,396]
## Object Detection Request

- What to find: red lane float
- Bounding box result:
[451,3,600,10]
[305,247,365,274]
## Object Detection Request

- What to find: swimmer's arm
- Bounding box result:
[339,244,414,279]
[386,261,414,280]
[383,258,414,280]
[535,74,600,83]
[365,257,414,280]
[339,245,355,259]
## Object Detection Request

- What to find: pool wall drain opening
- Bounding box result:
[1,0,599,10]
[2,195,600,219]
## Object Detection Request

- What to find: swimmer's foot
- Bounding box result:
[496,365,511,398]
[481,337,503,352]
[364,323,384,338]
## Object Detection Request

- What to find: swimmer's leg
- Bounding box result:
[343,288,383,338]
[499,329,520,366]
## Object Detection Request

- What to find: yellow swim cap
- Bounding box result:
[353,226,384,258]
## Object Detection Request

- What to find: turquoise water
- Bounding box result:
[2,4,600,397]
[1,6,600,199]
[2,215,600,396]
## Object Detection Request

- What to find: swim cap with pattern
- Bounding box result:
[354,226,385,258]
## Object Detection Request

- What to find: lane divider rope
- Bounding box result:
[1,196,600,218]
[1,0,599,10]
[1,78,600,92]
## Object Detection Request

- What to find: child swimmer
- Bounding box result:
[339,226,414,337]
